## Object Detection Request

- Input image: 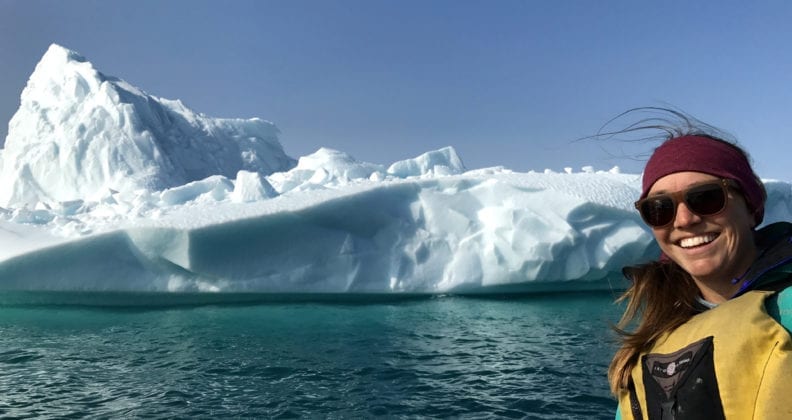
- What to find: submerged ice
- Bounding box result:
[1,44,791,294]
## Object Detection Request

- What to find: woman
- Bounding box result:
[611,130,792,419]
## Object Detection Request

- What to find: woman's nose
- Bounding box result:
[673,201,702,228]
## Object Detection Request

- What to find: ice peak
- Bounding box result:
[41,43,88,65]
[387,146,466,178]
[0,44,295,208]
[21,43,108,107]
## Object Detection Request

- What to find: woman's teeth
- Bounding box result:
[679,234,718,248]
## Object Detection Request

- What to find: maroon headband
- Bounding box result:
[641,135,766,224]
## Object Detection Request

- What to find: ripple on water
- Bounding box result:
[0,293,619,418]
[0,348,46,365]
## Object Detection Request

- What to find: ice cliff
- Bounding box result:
[1,44,791,296]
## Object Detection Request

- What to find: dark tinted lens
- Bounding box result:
[640,196,675,227]
[685,184,726,216]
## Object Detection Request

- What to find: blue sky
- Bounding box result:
[2,0,792,179]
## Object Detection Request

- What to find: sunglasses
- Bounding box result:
[635,179,739,228]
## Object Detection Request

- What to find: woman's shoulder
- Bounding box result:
[766,287,792,331]
[774,287,792,307]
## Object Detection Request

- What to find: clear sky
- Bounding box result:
[2,0,792,180]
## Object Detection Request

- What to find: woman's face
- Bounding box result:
[647,171,757,290]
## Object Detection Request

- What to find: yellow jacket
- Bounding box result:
[618,289,792,419]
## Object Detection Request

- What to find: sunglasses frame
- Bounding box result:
[634,178,739,228]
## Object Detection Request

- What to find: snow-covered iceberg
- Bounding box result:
[0,44,295,207]
[1,44,791,296]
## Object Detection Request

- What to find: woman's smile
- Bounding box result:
[677,233,719,249]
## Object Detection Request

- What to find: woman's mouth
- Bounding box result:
[678,233,719,249]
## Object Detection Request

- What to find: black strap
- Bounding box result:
[628,378,644,420]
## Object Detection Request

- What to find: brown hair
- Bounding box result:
[607,261,700,394]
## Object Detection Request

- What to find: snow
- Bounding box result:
[0,44,294,207]
[1,44,791,296]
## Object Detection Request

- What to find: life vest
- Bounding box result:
[618,290,792,420]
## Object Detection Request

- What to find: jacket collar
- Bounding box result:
[734,222,792,296]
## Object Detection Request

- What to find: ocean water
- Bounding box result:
[0,291,622,419]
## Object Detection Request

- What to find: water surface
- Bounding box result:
[0,291,621,418]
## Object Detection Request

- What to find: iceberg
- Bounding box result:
[0,44,295,207]
[1,44,791,296]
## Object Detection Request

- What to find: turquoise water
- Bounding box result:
[0,292,621,418]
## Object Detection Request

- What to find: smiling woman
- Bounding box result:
[608,114,792,419]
